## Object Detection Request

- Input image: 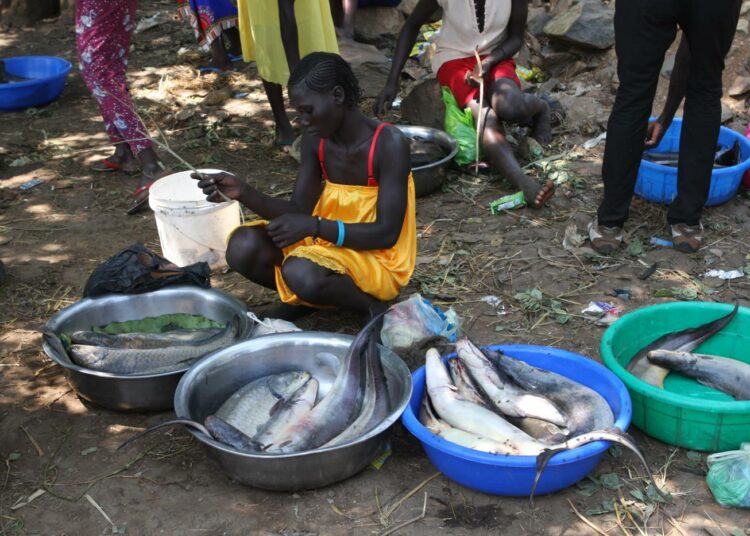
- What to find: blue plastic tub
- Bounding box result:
[0,56,72,111]
[401,344,632,496]
[635,118,750,206]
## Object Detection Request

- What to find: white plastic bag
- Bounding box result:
[247,312,301,338]
[380,294,460,350]
[706,443,750,508]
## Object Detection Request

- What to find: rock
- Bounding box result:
[557,94,610,132]
[398,0,419,16]
[743,0,750,15]
[737,17,749,34]
[351,63,390,98]
[202,87,232,106]
[528,7,552,36]
[661,53,675,79]
[543,0,615,50]
[729,76,750,97]
[338,40,389,67]
[400,79,445,130]
[354,6,404,41]
[539,77,561,94]
[721,102,734,123]
[594,64,616,86]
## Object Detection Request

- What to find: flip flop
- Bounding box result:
[126,181,155,215]
[528,180,556,209]
[227,53,243,63]
[90,158,138,174]
[198,66,227,76]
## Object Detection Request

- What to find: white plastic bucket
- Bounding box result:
[149,169,241,269]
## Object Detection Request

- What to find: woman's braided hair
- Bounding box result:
[288,52,361,108]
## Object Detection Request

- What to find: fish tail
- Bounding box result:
[117,419,210,450]
[530,447,566,507]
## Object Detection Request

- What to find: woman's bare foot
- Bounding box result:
[91,145,138,172]
[520,179,556,209]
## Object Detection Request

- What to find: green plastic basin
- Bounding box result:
[601,301,750,452]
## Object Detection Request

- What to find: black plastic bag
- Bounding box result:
[83,243,211,297]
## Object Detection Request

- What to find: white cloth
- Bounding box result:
[432,0,512,73]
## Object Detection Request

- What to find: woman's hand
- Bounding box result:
[191,171,245,202]
[465,62,484,88]
[645,117,671,148]
[374,81,398,117]
[266,214,316,248]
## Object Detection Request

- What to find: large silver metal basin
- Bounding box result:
[42,286,252,412]
[174,331,412,491]
[396,124,459,197]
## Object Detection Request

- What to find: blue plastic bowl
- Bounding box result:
[0,56,72,111]
[401,344,632,496]
[635,118,750,207]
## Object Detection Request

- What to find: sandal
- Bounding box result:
[670,222,703,254]
[588,220,622,255]
[126,181,155,215]
[90,158,138,174]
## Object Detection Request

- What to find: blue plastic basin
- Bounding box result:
[0,56,72,111]
[635,118,750,207]
[401,344,632,496]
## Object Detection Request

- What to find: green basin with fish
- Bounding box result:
[601,301,750,452]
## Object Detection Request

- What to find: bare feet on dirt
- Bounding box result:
[522,179,556,209]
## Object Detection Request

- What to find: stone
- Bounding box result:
[661,53,675,79]
[742,0,750,15]
[737,17,749,34]
[543,0,615,50]
[528,7,552,36]
[539,77,561,94]
[202,87,232,106]
[398,0,420,16]
[354,6,404,41]
[721,103,734,123]
[594,64,616,87]
[338,39,389,68]
[400,79,445,130]
[351,62,390,99]
[729,76,750,97]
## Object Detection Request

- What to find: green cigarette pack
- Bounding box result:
[489,191,526,214]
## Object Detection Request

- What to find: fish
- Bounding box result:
[448,357,568,442]
[425,348,542,454]
[455,339,567,427]
[260,312,384,453]
[69,327,223,349]
[252,378,320,452]
[67,320,237,374]
[214,371,311,438]
[626,303,739,388]
[642,142,740,168]
[204,415,264,452]
[322,335,390,448]
[117,418,212,450]
[419,394,516,454]
[486,349,614,436]
[646,349,750,400]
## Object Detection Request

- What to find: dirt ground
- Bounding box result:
[2,2,750,535]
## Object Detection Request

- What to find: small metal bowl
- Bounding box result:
[396,125,459,197]
[174,331,413,491]
[42,286,252,412]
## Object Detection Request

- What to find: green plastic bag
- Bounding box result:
[706,443,750,508]
[441,87,482,166]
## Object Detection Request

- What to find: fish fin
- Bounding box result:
[530,448,565,507]
[41,328,69,359]
[117,419,210,450]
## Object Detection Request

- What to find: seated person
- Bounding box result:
[195,52,416,321]
[375,0,555,208]
[334,0,403,41]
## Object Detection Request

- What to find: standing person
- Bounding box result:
[374,0,556,209]
[335,0,402,41]
[194,53,416,321]
[177,0,242,73]
[76,0,168,215]
[237,0,339,150]
[589,1,742,255]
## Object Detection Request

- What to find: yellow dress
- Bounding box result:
[240,175,417,307]
[237,0,339,85]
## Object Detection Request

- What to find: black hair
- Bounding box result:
[288,52,361,108]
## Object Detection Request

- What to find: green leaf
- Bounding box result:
[626,238,644,257]
[729,529,745,536]
[7,452,21,462]
[554,312,571,324]
[575,477,601,497]
[646,483,671,503]
[81,447,98,456]
[608,445,624,459]
[465,217,483,225]
[494,324,506,332]
[672,288,698,300]
[630,489,646,502]
[585,500,615,516]
[599,473,621,490]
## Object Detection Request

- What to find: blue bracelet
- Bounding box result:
[335,219,345,247]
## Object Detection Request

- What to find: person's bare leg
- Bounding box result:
[490,78,551,144]
[339,0,356,40]
[262,79,295,147]
[106,142,138,169]
[278,0,300,69]
[282,257,387,319]
[208,37,232,71]
[470,104,554,208]
[224,27,242,56]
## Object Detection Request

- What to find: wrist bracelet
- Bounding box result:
[335,219,345,247]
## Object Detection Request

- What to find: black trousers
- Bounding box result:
[598,0,741,227]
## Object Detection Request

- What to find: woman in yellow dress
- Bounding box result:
[195,52,416,321]
[237,0,339,148]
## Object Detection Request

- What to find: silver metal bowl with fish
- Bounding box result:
[42,286,253,412]
[396,125,459,197]
[174,331,412,491]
